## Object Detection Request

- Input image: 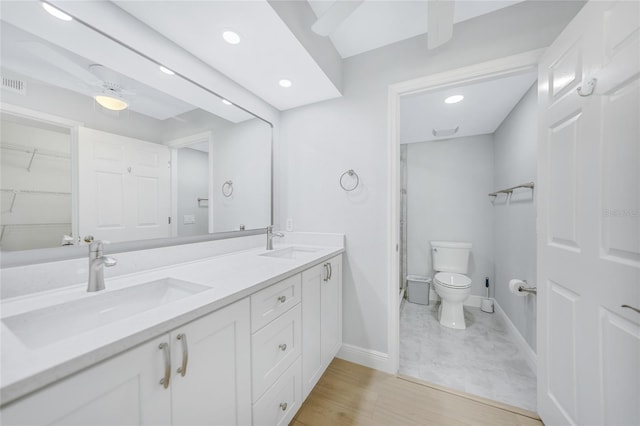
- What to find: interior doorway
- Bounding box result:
[386,49,544,410]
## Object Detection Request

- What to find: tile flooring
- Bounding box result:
[399,300,537,412]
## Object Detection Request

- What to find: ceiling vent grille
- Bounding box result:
[1,76,27,95]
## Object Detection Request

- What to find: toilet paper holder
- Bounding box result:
[518,280,537,295]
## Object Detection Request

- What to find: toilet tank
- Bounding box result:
[430,241,472,274]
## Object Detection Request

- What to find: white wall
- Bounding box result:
[493,83,538,351]
[211,119,271,232]
[279,1,583,356]
[177,148,209,237]
[406,135,495,297]
[0,118,71,251]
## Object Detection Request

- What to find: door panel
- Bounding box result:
[170,298,251,426]
[538,1,639,424]
[78,127,170,242]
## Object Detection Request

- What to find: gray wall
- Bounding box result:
[406,135,495,298]
[177,148,209,237]
[279,1,584,354]
[493,83,538,351]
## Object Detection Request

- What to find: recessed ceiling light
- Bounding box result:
[444,95,464,104]
[222,99,232,105]
[94,94,128,111]
[42,2,72,21]
[159,66,175,75]
[279,79,292,88]
[222,31,241,45]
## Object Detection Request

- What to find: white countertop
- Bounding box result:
[0,243,344,405]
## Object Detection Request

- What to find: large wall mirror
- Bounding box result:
[0,1,272,260]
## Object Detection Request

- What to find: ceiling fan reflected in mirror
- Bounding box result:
[311,0,455,50]
[19,41,135,111]
[88,64,135,111]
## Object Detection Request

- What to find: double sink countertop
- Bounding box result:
[0,242,344,406]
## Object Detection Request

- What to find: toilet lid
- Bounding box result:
[434,272,471,289]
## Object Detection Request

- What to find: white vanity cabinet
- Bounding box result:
[301,255,342,399]
[1,298,251,426]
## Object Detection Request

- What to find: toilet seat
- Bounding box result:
[434,272,471,289]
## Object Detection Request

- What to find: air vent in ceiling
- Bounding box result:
[432,126,459,138]
[1,76,27,95]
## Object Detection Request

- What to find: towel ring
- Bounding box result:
[340,169,359,192]
[222,180,233,197]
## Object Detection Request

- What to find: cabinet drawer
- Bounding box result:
[252,357,302,426]
[252,304,302,401]
[251,274,301,332]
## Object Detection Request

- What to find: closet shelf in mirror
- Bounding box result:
[0,223,71,243]
[1,189,72,214]
[1,144,71,160]
[1,144,71,172]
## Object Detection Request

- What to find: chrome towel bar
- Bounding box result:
[489,182,535,197]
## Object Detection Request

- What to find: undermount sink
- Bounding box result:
[260,246,320,260]
[3,278,209,349]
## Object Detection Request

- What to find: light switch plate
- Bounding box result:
[286,218,293,232]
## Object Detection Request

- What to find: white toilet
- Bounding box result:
[430,241,472,330]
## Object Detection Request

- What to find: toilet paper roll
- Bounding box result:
[509,279,528,297]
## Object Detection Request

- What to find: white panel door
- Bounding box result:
[1,336,171,426]
[170,298,252,426]
[538,1,639,424]
[78,127,170,243]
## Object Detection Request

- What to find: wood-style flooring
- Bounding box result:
[291,358,542,426]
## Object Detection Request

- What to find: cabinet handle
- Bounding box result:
[278,295,286,303]
[177,333,189,377]
[280,402,288,411]
[323,263,329,282]
[328,262,333,280]
[159,342,171,389]
[279,343,287,351]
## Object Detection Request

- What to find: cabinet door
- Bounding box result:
[321,255,342,366]
[301,262,323,399]
[170,298,251,426]
[1,337,171,426]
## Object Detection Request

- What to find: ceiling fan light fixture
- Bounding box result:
[94,93,128,111]
[444,95,464,104]
[222,30,241,45]
[42,2,73,21]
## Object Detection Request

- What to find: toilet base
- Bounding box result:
[437,301,466,330]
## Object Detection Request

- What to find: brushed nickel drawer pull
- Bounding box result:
[279,343,287,351]
[278,295,286,303]
[328,262,333,280]
[621,304,640,314]
[176,333,188,377]
[323,263,329,282]
[280,402,288,411]
[159,342,171,389]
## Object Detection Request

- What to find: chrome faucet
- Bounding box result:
[266,226,284,250]
[87,240,117,292]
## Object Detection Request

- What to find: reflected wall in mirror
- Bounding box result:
[0,2,272,252]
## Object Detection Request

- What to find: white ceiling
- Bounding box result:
[113,0,342,111]
[307,0,526,58]
[400,69,537,144]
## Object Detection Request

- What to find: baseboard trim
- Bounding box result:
[337,343,392,374]
[493,299,537,373]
